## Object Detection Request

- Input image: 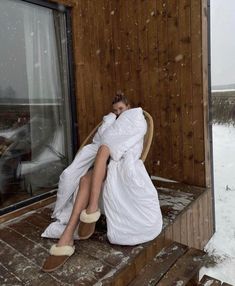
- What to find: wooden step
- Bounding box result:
[129,241,205,286]
[199,275,222,285]
[129,242,188,286]
[157,247,205,285]
[199,275,234,286]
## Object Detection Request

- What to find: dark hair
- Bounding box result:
[112,91,129,105]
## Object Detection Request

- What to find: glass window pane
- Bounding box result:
[0,0,73,210]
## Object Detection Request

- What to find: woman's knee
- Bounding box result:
[97,145,110,157]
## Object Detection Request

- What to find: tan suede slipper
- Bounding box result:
[42,244,75,272]
[78,209,101,240]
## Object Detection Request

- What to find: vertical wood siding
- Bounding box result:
[165,188,214,249]
[52,0,211,188]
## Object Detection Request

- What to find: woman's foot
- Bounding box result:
[78,208,101,240]
[42,244,75,272]
[42,227,75,272]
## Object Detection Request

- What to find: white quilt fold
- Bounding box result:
[42,108,162,245]
[101,107,147,161]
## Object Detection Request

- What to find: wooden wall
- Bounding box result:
[52,0,211,188]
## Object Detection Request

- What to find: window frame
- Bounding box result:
[0,0,77,215]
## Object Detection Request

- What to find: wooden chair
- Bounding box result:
[78,110,154,162]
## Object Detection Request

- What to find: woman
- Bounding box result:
[42,93,162,272]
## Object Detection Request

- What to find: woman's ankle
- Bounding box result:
[57,227,75,246]
[86,205,99,214]
[57,236,74,247]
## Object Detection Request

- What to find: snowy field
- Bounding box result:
[200,124,235,284]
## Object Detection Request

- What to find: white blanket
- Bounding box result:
[41,108,162,245]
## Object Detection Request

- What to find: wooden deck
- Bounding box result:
[0,181,212,285]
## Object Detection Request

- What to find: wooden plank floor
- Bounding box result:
[0,182,206,285]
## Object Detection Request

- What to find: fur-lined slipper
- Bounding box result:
[42,244,75,272]
[78,209,101,240]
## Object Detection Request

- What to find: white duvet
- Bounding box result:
[42,107,162,245]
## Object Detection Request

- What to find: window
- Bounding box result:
[0,0,75,214]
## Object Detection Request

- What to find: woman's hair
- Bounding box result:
[112,91,129,105]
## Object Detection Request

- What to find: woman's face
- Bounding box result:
[112,101,129,117]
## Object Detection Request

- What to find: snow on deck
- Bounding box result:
[0,185,200,285]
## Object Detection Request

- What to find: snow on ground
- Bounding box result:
[200,124,235,284]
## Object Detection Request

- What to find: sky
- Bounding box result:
[211,0,235,87]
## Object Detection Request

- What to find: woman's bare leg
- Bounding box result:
[86,145,110,214]
[57,170,92,246]
[56,145,110,245]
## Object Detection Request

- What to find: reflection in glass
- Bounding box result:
[0,0,72,209]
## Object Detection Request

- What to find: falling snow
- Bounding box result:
[175,54,184,62]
